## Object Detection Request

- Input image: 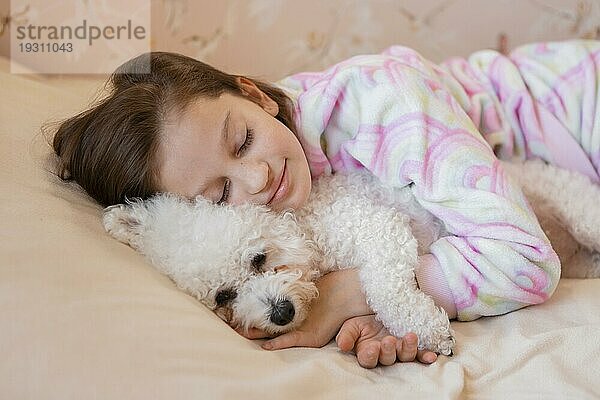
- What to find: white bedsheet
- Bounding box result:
[1,56,599,400]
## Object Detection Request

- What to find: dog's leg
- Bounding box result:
[303,179,454,355]
[561,247,600,278]
[502,159,600,254]
[357,255,455,355]
[353,215,455,355]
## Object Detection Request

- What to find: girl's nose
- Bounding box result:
[238,160,269,195]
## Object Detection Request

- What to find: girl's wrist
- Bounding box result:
[318,268,371,320]
[415,254,457,319]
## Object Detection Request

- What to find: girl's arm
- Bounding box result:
[281,45,561,321]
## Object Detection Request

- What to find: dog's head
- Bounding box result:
[103,193,320,335]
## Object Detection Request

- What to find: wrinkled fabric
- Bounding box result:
[274,40,598,321]
[441,40,600,183]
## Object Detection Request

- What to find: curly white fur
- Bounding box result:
[293,172,454,354]
[102,159,600,357]
[103,170,455,354]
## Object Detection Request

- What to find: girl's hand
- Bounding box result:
[336,315,438,368]
[235,268,438,368]
[237,268,372,348]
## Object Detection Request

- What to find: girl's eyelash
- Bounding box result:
[237,128,254,156]
[218,129,254,205]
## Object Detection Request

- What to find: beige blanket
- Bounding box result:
[1,56,599,400]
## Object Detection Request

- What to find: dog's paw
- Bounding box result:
[433,328,456,356]
[102,204,141,247]
[419,306,455,356]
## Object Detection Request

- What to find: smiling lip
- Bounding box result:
[267,160,288,206]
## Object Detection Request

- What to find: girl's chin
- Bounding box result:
[272,191,302,212]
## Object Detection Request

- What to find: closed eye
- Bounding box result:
[237,128,254,157]
[217,128,255,205]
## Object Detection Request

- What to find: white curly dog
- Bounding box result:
[103,159,600,356]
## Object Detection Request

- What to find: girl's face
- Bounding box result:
[157,77,312,212]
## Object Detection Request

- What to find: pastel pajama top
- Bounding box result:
[276,39,600,321]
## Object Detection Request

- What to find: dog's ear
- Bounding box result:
[102,200,146,249]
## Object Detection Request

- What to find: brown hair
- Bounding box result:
[51,52,297,207]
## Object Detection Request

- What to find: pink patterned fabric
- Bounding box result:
[276,40,600,321]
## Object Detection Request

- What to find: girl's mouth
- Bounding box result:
[267,160,289,206]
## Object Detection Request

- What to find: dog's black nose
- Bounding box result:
[269,300,295,326]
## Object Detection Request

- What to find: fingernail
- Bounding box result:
[262,342,273,350]
[425,353,437,363]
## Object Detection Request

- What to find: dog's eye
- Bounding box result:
[215,289,237,306]
[251,253,266,270]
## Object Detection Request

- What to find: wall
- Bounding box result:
[1,0,599,80]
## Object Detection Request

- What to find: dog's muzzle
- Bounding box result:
[269,299,295,326]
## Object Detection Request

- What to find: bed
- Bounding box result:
[2,55,599,400]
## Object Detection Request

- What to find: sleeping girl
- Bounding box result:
[51,39,599,368]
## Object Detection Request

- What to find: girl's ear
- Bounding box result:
[235,76,279,117]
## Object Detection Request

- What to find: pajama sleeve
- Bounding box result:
[278,46,561,321]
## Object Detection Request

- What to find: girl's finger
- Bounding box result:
[378,336,398,366]
[398,333,418,362]
[335,320,361,353]
[357,343,380,369]
[262,330,305,350]
[417,349,438,364]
